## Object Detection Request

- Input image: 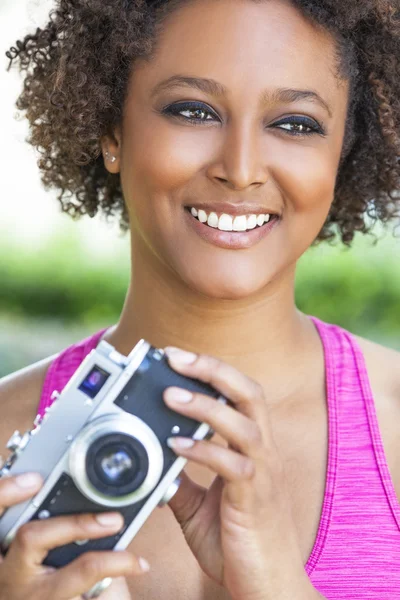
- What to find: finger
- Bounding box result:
[7,512,125,570]
[0,473,43,514]
[167,470,206,525]
[167,437,255,483]
[169,470,223,532]
[164,387,264,457]
[164,348,265,418]
[50,551,150,600]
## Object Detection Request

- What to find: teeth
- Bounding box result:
[218,214,233,231]
[233,215,247,231]
[207,212,219,228]
[247,214,257,230]
[257,214,265,227]
[198,209,207,223]
[189,208,275,231]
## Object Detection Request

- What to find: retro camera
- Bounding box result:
[0,339,226,598]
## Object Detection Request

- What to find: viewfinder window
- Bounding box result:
[79,366,110,399]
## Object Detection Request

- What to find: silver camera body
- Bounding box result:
[0,339,225,598]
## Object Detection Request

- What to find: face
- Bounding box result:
[104,0,350,300]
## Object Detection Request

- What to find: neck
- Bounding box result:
[106,236,321,405]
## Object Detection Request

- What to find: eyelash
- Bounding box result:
[161,101,326,137]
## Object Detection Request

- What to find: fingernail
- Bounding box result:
[139,557,151,572]
[165,347,197,364]
[165,387,193,403]
[15,473,42,488]
[95,512,123,528]
[167,437,195,450]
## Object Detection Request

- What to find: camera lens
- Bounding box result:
[69,414,164,507]
[86,434,149,497]
[99,446,133,485]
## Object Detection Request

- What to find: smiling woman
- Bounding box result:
[1,1,400,600]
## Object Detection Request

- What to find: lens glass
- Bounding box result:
[86,434,149,497]
[98,444,135,486]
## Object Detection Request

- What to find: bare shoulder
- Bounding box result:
[0,355,57,449]
[352,333,400,399]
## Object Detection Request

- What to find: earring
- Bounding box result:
[104,149,117,163]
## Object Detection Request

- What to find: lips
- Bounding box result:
[184,207,280,250]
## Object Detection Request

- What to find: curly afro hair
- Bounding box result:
[5,0,400,246]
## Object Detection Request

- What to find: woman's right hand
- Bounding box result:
[0,472,149,600]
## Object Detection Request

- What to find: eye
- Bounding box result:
[161,101,219,125]
[161,102,326,136]
[272,115,326,137]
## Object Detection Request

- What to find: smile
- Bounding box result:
[184,207,280,250]
[188,207,276,232]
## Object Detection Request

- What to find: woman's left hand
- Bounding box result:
[163,347,321,600]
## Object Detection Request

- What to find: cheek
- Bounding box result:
[275,147,336,246]
[123,114,213,196]
[281,148,336,214]
[120,116,216,254]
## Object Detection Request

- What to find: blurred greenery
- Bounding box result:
[0,224,399,378]
[0,239,129,329]
[296,230,400,347]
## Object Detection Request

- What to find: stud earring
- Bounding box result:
[104,149,117,163]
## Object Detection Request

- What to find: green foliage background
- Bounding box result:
[0,223,399,379]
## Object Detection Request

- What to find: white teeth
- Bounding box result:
[218,214,233,231]
[207,212,219,228]
[246,214,257,230]
[257,214,265,227]
[233,215,247,231]
[190,208,275,231]
[198,209,207,223]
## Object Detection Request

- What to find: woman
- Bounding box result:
[1,0,399,598]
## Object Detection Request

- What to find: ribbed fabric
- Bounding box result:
[304,317,400,598]
[37,316,400,598]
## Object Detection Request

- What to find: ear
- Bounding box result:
[101,126,122,173]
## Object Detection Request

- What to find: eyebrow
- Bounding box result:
[151,75,333,118]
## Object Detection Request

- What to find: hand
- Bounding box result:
[0,473,150,600]
[163,348,318,600]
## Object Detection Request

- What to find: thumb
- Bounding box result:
[168,470,206,528]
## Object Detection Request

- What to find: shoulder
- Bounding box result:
[0,355,57,449]
[352,333,400,401]
[0,326,110,435]
[0,355,57,410]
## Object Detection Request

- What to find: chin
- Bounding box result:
[182,268,268,301]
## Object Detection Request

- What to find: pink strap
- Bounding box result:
[38,328,109,417]
[349,331,400,532]
[304,315,338,575]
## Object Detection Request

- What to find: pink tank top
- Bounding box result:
[37,316,400,598]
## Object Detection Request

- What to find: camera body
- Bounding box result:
[0,339,226,598]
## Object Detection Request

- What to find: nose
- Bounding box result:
[206,120,269,191]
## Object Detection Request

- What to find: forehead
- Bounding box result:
[135,0,344,104]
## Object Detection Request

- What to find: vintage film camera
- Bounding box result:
[0,339,226,598]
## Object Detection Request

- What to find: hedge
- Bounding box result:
[0,227,398,345]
